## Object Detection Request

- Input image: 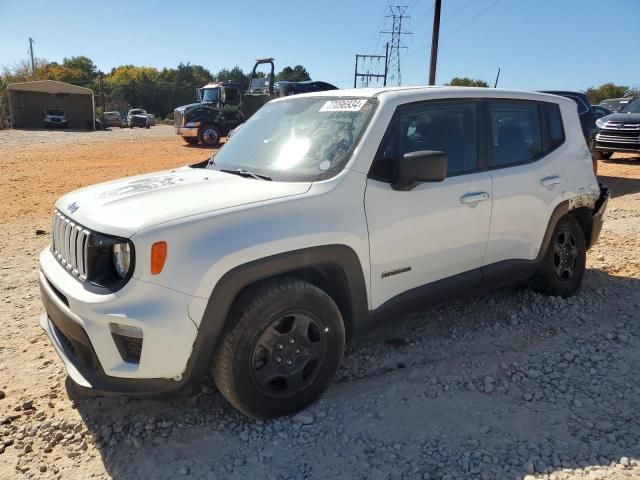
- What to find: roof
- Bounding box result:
[7,80,93,95]
[284,86,575,106]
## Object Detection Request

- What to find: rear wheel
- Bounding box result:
[212,279,345,419]
[198,125,220,147]
[531,215,586,297]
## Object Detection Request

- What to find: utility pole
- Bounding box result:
[28,37,36,77]
[381,6,412,86]
[428,0,441,85]
[98,71,106,115]
[353,43,389,88]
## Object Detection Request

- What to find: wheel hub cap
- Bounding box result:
[552,229,578,280]
[251,313,325,396]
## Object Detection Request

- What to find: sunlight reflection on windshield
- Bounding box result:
[273,136,311,169]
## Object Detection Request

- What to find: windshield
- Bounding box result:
[621,98,640,113]
[210,97,377,181]
[201,88,220,103]
[46,109,65,116]
[129,109,145,115]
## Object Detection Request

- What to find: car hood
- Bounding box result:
[600,112,640,123]
[175,103,217,113]
[56,166,312,237]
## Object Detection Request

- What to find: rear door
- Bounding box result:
[484,99,567,267]
[365,98,493,310]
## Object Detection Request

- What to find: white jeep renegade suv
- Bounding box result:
[39,87,609,418]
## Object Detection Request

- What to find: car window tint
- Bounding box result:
[543,103,565,148]
[370,99,480,181]
[225,88,240,104]
[488,100,542,168]
[399,100,479,176]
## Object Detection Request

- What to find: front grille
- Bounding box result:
[597,122,640,145]
[51,210,92,280]
[174,109,183,127]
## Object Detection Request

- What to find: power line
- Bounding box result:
[441,0,474,25]
[381,5,412,86]
[366,1,392,55]
[443,0,503,39]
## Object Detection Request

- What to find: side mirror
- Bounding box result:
[392,150,447,191]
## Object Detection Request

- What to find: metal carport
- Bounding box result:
[7,80,95,130]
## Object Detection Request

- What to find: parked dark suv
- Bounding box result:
[540,91,598,149]
[594,97,640,159]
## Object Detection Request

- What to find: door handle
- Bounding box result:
[460,192,490,204]
[540,175,562,188]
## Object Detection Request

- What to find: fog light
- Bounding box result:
[110,323,143,363]
[109,323,142,338]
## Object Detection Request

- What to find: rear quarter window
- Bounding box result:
[543,103,565,149]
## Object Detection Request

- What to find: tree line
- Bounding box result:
[444,77,639,105]
[1,55,637,126]
[0,56,311,121]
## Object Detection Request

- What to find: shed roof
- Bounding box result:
[7,80,93,95]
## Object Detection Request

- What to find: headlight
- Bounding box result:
[112,242,131,278]
[185,121,202,128]
[595,118,605,129]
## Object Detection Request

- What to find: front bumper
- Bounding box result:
[175,126,198,138]
[38,248,199,395]
[594,143,640,153]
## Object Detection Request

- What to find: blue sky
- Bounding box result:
[1,0,639,91]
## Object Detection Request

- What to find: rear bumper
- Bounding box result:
[589,183,610,248]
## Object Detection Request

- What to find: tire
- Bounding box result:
[212,279,345,419]
[184,137,199,145]
[531,215,586,297]
[198,125,220,147]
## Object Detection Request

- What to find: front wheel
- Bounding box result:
[198,125,220,147]
[531,215,586,297]
[212,279,345,419]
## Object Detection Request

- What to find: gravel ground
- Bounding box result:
[0,128,638,479]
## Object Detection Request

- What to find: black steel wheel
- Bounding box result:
[250,312,326,397]
[531,215,586,297]
[551,227,579,280]
[212,279,345,419]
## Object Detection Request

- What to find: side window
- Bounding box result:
[543,103,565,149]
[488,100,542,168]
[370,99,480,181]
[225,88,240,105]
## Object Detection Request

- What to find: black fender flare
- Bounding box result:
[181,245,370,389]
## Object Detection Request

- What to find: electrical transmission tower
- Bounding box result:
[381,5,412,86]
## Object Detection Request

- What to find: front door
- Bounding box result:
[365,98,492,310]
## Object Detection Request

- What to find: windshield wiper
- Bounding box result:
[220,168,272,181]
